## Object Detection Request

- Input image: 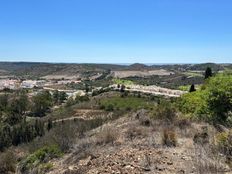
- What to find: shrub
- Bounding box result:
[39,162,53,173]
[65,97,76,107]
[178,90,208,117]
[75,95,89,103]
[51,123,77,152]
[105,104,114,111]
[193,126,209,145]
[175,118,191,130]
[216,130,232,160]
[126,125,148,140]
[0,151,16,174]
[189,84,196,92]
[95,127,118,145]
[152,102,176,121]
[139,116,151,126]
[179,72,232,124]
[19,145,63,173]
[162,128,177,147]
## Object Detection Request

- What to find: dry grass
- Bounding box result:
[162,128,177,147]
[95,127,119,145]
[193,126,209,145]
[125,124,148,140]
[193,143,228,174]
[0,150,16,174]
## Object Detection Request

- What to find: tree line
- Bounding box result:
[0,89,67,151]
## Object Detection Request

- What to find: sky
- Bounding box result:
[0,0,232,63]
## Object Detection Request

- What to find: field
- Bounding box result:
[112,69,173,78]
[100,96,155,111]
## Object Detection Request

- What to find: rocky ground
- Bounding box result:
[46,110,231,174]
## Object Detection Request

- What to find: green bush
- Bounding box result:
[19,145,63,173]
[178,90,208,118]
[152,101,177,121]
[178,72,232,124]
[100,96,153,112]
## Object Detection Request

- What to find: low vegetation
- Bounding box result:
[162,128,177,147]
[19,145,63,173]
[100,95,154,112]
[179,72,232,125]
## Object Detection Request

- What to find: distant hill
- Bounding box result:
[0,62,127,78]
[0,62,231,79]
[128,63,148,70]
[188,63,225,71]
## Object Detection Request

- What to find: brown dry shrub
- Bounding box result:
[162,128,177,147]
[175,118,191,130]
[95,127,118,145]
[125,124,148,140]
[193,126,209,145]
[216,130,232,161]
[0,151,16,174]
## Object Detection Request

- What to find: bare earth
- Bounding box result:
[112,69,174,78]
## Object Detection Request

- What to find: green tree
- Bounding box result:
[179,72,232,124]
[206,73,232,123]
[52,90,59,104]
[59,91,68,103]
[47,119,53,131]
[0,94,8,111]
[120,85,125,92]
[10,91,29,115]
[189,84,196,92]
[31,91,52,117]
[205,67,212,79]
[0,125,12,151]
[34,119,45,137]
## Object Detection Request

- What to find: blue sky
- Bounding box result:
[0,0,232,63]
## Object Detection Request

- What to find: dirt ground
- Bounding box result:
[112,69,174,78]
[48,110,231,174]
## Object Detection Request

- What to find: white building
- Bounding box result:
[0,79,20,90]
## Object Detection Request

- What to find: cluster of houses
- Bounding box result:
[0,79,20,90]
[0,79,81,90]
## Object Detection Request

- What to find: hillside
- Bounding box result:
[0,71,232,174]
[0,62,230,79]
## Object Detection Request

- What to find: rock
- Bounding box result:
[78,156,92,166]
[178,169,185,174]
[155,166,166,171]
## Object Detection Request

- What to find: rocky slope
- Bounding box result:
[46,110,231,174]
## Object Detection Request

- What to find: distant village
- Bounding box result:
[0,74,186,99]
[0,78,85,98]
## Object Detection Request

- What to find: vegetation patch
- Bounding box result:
[162,128,177,147]
[19,145,63,173]
[178,72,232,124]
[100,96,154,111]
[151,101,176,121]
[0,151,16,174]
[216,130,232,161]
[112,78,134,85]
[95,127,119,145]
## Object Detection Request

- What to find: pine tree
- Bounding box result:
[205,67,212,79]
[189,84,196,92]
[47,119,53,131]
